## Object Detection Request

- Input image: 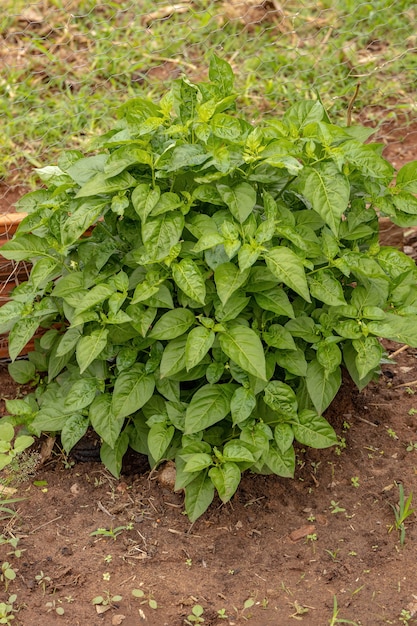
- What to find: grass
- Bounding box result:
[1,0,416,186]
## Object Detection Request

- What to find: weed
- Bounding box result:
[329,596,359,625]
[334,437,347,456]
[92,591,123,609]
[406,442,417,452]
[351,476,360,488]
[325,549,340,562]
[45,599,65,616]
[408,408,417,415]
[0,563,16,591]
[0,594,18,625]
[217,608,228,619]
[185,604,205,624]
[330,501,346,514]
[405,387,416,396]
[131,588,158,610]
[399,608,413,624]
[90,523,133,540]
[386,427,399,439]
[389,483,415,546]
[35,571,51,595]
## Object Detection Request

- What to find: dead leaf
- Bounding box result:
[39,436,56,465]
[70,483,80,496]
[112,615,126,625]
[95,604,111,614]
[288,524,316,542]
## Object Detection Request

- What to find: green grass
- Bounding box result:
[1,0,416,186]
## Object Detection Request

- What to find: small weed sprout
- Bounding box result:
[351,476,360,488]
[330,501,346,514]
[92,592,123,608]
[329,595,359,625]
[389,483,415,546]
[408,408,417,415]
[386,427,398,439]
[406,442,417,452]
[185,604,205,624]
[131,588,158,610]
[0,563,16,591]
[90,523,133,540]
[217,608,228,619]
[35,571,51,595]
[0,594,17,625]
[399,608,413,624]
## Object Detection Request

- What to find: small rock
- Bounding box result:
[70,483,80,496]
[157,461,176,490]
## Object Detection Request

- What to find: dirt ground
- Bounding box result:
[0,124,417,626]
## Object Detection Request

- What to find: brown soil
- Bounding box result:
[0,121,417,626]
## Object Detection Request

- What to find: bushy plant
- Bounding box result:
[2,57,417,520]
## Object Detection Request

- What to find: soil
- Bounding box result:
[0,123,417,626]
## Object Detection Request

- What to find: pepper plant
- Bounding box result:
[2,57,417,521]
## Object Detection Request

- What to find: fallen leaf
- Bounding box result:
[95,604,111,614]
[288,524,316,542]
[112,615,126,625]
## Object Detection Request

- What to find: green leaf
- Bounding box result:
[30,407,67,435]
[61,414,89,454]
[76,171,137,197]
[343,343,375,391]
[74,284,114,316]
[149,309,195,340]
[100,431,129,478]
[284,100,324,129]
[8,318,39,361]
[112,364,155,419]
[263,381,298,418]
[185,327,215,371]
[214,263,250,305]
[293,409,338,448]
[308,269,346,306]
[211,113,241,140]
[142,211,184,261]
[222,441,256,463]
[90,393,124,448]
[1,234,51,261]
[104,145,152,177]
[0,301,25,334]
[274,423,294,454]
[131,184,160,223]
[215,291,250,323]
[185,470,215,522]
[5,398,34,416]
[209,462,241,503]
[254,287,295,318]
[297,162,350,236]
[316,341,342,373]
[184,453,213,473]
[396,161,417,193]
[185,384,234,434]
[209,55,235,94]
[367,313,417,346]
[306,360,341,414]
[172,259,206,305]
[217,182,257,224]
[61,199,105,245]
[160,335,187,378]
[230,386,256,424]
[56,327,83,357]
[63,379,97,413]
[218,325,266,380]
[352,336,383,379]
[29,258,60,289]
[76,328,109,374]
[264,443,295,478]
[147,423,175,462]
[265,247,310,302]
[275,348,307,377]
[263,325,296,350]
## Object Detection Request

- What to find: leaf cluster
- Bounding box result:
[2,56,417,521]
